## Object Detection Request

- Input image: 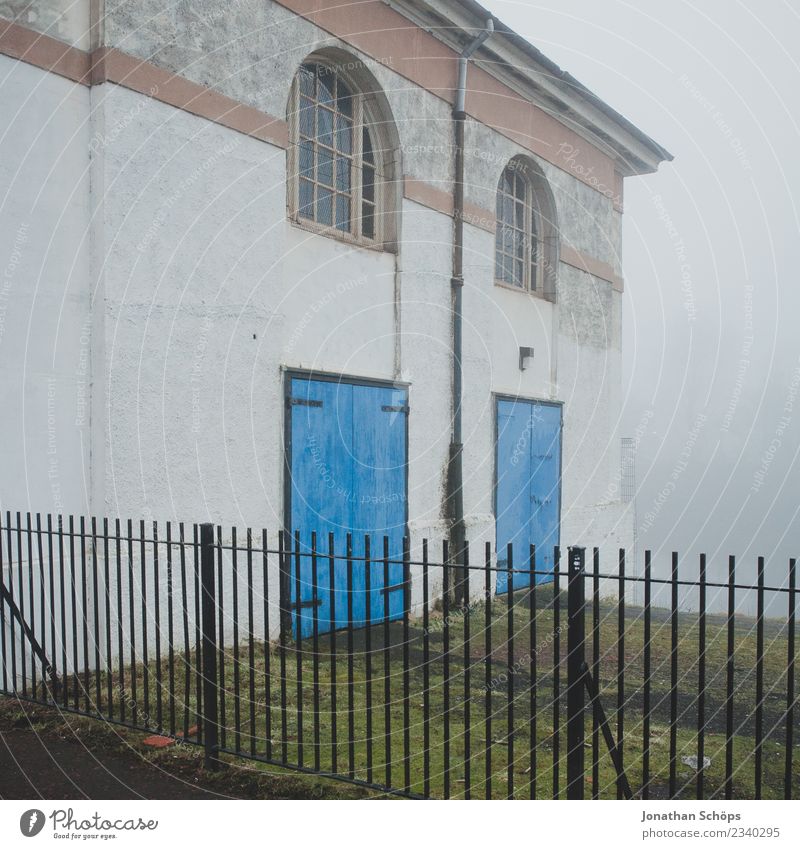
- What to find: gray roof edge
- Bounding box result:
[483,7,674,166]
[401,0,674,172]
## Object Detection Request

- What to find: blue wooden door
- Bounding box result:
[496,398,561,592]
[288,376,407,637]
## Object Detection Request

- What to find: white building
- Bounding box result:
[0,1,670,628]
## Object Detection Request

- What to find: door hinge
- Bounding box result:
[288,397,323,408]
[381,405,409,413]
[290,598,323,609]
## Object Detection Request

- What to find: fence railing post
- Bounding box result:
[200,523,219,770]
[566,546,586,800]
[279,529,292,641]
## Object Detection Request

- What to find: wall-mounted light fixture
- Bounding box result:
[519,346,535,371]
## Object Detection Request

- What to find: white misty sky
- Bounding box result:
[480,0,800,591]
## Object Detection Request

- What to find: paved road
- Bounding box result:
[0,722,223,799]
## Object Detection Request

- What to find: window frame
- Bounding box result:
[287,62,385,249]
[494,164,545,295]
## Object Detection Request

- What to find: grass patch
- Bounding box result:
[19,582,799,800]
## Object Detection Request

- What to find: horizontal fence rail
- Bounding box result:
[0,511,798,800]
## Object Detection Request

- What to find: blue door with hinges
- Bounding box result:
[288,376,407,637]
[495,398,561,592]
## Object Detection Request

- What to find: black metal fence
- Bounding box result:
[0,510,797,800]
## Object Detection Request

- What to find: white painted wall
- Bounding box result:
[93,0,632,551]
[0,55,94,684]
[0,56,92,517]
[0,8,634,673]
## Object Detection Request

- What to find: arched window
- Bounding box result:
[495,158,558,299]
[287,58,396,247]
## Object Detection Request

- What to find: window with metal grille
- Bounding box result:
[290,62,380,243]
[495,164,543,292]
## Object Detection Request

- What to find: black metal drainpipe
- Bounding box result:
[448,18,494,606]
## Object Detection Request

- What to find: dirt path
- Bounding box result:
[0,700,369,800]
[0,723,219,799]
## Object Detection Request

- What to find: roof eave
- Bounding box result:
[383,0,673,176]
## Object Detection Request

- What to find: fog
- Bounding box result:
[483,0,800,609]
